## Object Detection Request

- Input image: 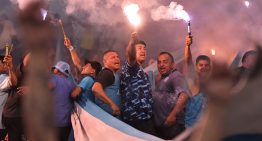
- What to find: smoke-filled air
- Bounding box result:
[1,0,262,64]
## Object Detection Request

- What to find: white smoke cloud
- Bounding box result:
[64,0,158,25]
[8,0,159,25]
[151,1,190,22]
[5,0,262,64]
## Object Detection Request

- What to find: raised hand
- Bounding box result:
[186,35,193,47]
[131,32,138,39]
[64,37,72,48]
[4,55,13,70]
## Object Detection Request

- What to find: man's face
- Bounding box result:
[81,63,95,76]
[157,54,174,76]
[103,52,120,72]
[136,44,147,64]
[196,60,211,76]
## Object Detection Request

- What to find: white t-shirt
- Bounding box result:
[0,74,12,129]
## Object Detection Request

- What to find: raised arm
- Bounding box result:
[184,36,194,75]
[5,55,17,86]
[126,32,138,66]
[64,38,82,72]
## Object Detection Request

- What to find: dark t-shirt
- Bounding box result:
[120,61,153,121]
[3,64,26,118]
[3,88,22,118]
[95,68,115,88]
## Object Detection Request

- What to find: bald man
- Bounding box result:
[91,50,121,117]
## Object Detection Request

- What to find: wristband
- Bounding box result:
[68,46,74,51]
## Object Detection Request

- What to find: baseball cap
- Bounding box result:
[53,61,71,76]
[84,60,102,75]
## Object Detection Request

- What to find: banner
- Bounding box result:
[71,100,163,141]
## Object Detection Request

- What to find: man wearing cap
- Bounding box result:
[120,32,155,134]
[64,38,121,116]
[49,61,76,141]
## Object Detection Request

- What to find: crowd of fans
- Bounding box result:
[0,30,258,141]
[0,3,259,141]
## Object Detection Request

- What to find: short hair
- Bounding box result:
[135,40,146,47]
[84,60,102,76]
[103,50,117,57]
[158,52,174,63]
[242,50,257,63]
[196,55,211,64]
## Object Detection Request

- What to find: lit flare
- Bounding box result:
[123,4,141,27]
[40,8,48,21]
[244,1,250,8]
[211,49,216,56]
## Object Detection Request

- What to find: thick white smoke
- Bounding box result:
[8,0,159,25]
[5,0,262,64]
[65,0,158,25]
[151,1,189,22]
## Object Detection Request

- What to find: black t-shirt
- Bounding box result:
[95,68,115,88]
[3,64,26,118]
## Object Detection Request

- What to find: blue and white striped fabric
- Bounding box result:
[70,99,165,141]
